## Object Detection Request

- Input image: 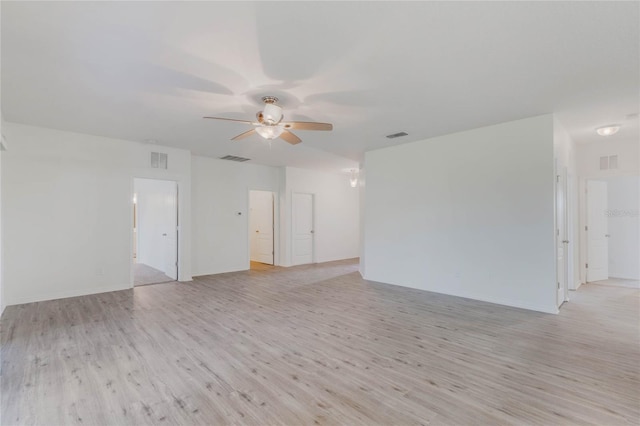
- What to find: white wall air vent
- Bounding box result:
[220,155,251,162]
[600,156,609,170]
[386,132,409,139]
[151,152,168,169]
[599,155,618,170]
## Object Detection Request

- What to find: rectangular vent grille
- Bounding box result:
[600,155,618,170]
[386,132,408,139]
[220,155,251,162]
[151,152,168,169]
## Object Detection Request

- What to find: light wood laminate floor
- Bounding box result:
[134,262,174,287]
[590,278,640,289]
[2,259,639,425]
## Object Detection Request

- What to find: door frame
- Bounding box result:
[555,165,569,307]
[130,177,180,286]
[291,191,316,266]
[247,189,279,269]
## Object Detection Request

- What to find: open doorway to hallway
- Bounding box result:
[133,178,178,286]
[583,176,640,289]
[249,190,275,270]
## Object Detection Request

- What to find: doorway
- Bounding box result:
[584,177,640,288]
[292,192,315,266]
[133,178,178,286]
[249,190,275,269]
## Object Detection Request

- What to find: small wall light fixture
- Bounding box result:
[349,169,358,188]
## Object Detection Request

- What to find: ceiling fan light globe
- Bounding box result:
[262,103,283,125]
[255,125,284,140]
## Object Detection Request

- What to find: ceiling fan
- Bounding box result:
[203,96,333,145]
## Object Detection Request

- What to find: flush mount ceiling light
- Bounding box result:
[596,125,621,136]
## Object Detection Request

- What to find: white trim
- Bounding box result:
[363,277,559,314]
[6,283,132,307]
[555,163,570,307]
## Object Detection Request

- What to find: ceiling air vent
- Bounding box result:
[220,155,251,162]
[151,152,168,169]
[386,132,408,139]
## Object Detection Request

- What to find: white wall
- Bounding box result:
[281,167,360,266]
[1,123,360,306]
[1,122,192,305]
[606,176,640,280]
[0,137,4,316]
[135,178,177,273]
[0,0,4,315]
[577,138,639,178]
[191,156,280,276]
[363,115,557,313]
[191,159,360,275]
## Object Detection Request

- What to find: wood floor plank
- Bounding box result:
[1,259,639,425]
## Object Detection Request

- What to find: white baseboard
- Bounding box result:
[6,283,132,307]
[362,276,559,315]
[609,275,640,281]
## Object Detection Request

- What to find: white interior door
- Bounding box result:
[250,191,274,265]
[556,169,567,306]
[134,178,178,281]
[292,193,314,265]
[164,182,178,280]
[587,180,608,282]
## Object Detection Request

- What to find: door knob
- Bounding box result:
[162,233,167,236]
[255,230,259,233]
[310,230,314,234]
[562,240,569,244]
[605,234,610,237]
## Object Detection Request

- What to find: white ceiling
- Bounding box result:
[2,1,638,172]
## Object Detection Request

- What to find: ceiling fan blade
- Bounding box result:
[281,121,333,131]
[280,130,302,145]
[203,116,255,125]
[231,129,257,141]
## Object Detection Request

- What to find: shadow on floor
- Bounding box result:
[134,262,174,286]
